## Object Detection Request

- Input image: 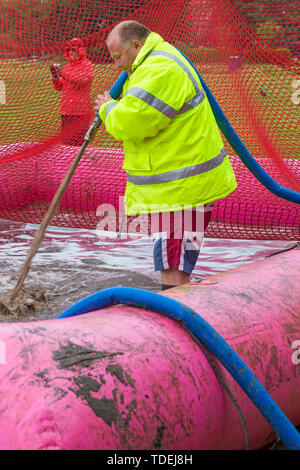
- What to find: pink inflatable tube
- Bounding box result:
[35,145,126,211]
[0,249,299,450]
[1,142,299,233]
[34,150,300,231]
[0,143,39,211]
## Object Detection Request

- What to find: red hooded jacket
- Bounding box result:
[53,38,94,115]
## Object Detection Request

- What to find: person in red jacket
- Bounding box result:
[50,38,94,146]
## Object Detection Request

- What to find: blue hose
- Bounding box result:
[58,286,300,450]
[109,71,128,99]
[177,49,300,205]
[86,71,128,141]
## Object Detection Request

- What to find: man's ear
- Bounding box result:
[132,40,140,49]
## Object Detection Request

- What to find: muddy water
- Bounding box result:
[0,217,297,322]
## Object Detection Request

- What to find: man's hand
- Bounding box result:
[50,63,62,80]
[94,91,112,111]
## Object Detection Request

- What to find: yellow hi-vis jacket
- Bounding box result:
[99,32,237,215]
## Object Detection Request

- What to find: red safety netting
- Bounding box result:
[0,0,299,240]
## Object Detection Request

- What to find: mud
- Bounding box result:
[152,423,166,449]
[106,364,136,388]
[70,375,120,426]
[0,286,48,319]
[53,342,124,369]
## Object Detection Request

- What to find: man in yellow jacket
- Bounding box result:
[95,21,237,290]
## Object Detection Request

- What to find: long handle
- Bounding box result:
[10,72,128,302]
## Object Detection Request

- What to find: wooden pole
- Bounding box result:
[10,137,91,302]
[9,70,128,302]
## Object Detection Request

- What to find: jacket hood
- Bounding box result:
[64,38,87,64]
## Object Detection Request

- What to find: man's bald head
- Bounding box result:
[106,21,150,48]
[106,21,151,74]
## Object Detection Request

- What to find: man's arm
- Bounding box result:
[60,62,94,88]
[94,61,191,142]
[100,95,170,142]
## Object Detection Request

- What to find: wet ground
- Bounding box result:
[0,217,298,322]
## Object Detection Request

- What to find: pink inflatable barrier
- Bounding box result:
[0,249,299,450]
[0,143,299,233]
[0,143,38,211]
[35,145,126,211]
[36,148,300,227]
[216,155,300,227]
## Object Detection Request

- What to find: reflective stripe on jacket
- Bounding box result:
[100,32,237,215]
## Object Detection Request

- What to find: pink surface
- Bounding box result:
[0,249,299,450]
[1,144,299,232]
[215,155,300,227]
[35,145,126,211]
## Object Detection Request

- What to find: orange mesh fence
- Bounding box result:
[0,0,299,240]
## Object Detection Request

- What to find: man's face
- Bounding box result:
[69,49,80,61]
[107,34,142,74]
